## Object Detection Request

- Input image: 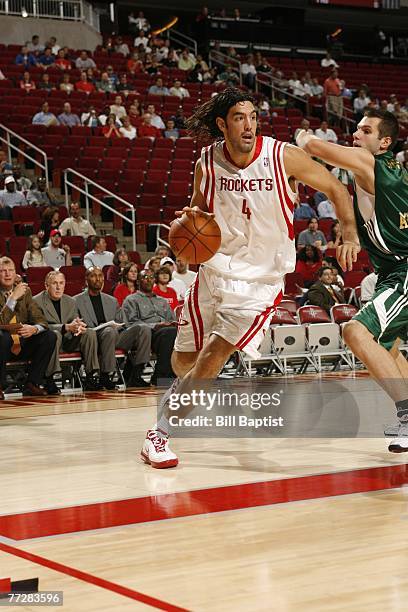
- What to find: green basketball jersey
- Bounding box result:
[353,150,408,273]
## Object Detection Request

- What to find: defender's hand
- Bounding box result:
[337,242,361,272]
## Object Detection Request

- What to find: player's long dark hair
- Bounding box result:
[186,87,256,141]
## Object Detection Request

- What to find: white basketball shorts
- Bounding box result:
[174,265,283,359]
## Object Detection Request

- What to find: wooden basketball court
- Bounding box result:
[1,372,407,611]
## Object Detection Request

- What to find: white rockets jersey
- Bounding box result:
[200,135,297,283]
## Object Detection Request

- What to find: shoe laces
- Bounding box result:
[147,430,168,453]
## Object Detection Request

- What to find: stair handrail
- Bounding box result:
[0,123,49,188]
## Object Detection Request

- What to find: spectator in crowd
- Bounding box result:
[145,255,161,273]
[310,77,324,97]
[324,68,343,125]
[76,71,95,94]
[98,105,114,126]
[60,73,74,94]
[172,258,196,295]
[156,39,172,63]
[361,271,378,304]
[42,229,71,269]
[119,116,137,140]
[86,67,96,85]
[146,104,165,130]
[134,30,151,50]
[396,142,408,166]
[22,235,46,270]
[295,245,322,287]
[38,73,54,92]
[129,11,150,33]
[116,74,135,96]
[97,71,116,94]
[321,52,339,69]
[38,47,55,69]
[106,65,119,87]
[148,76,170,96]
[81,105,101,127]
[315,120,338,143]
[0,256,56,399]
[58,202,96,239]
[34,270,100,391]
[113,262,138,306]
[164,48,179,69]
[329,262,344,291]
[102,114,123,138]
[75,50,96,71]
[127,51,144,75]
[75,267,151,388]
[27,35,44,55]
[178,48,196,72]
[159,257,185,301]
[297,217,327,250]
[27,177,57,207]
[153,266,179,310]
[58,102,80,127]
[387,94,398,113]
[145,56,162,76]
[307,266,344,314]
[138,113,162,138]
[12,164,31,194]
[115,36,130,57]
[331,165,354,187]
[46,37,60,52]
[0,176,26,219]
[317,197,337,220]
[32,102,59,127]
[20,71,36,93]
[217,65,240,87]
[0,150,12,179]
[164,119,179,141]
[128,102,142,128]
[39,206,60,244]
[394,102,408,126]
[294,119,314,141]
[294,195,315,220]
[122,269,177,385]
[169,79,190,99]
[55,49,71,70]
[353,89,371,122]
[110,95,127,121]
[326,220,343,249]
[84,236,114,269]
[241,54,257,90]
[106,248,130,286]
[340,79,352,98]
[15,46,37,69]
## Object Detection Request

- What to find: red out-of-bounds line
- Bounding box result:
[0,542,189,612]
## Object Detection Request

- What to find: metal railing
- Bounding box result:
[63,168,137,250]
[208,49,243,86]
[168,28,197,56]
[0,0,100,31]
[155,223,171,251]
[0,123,49,187]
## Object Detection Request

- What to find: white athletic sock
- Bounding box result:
[154,377,180,435]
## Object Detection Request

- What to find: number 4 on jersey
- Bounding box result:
[242,199,252,220]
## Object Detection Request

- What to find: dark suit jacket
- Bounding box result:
[0,286,48,327]
[307,281,344,314]
[74,290,123,328]
[34,291,79,338]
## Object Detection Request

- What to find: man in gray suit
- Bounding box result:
[74,267,150,388]
[34,270,101,391]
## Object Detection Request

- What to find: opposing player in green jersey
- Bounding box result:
[297,109,408,453]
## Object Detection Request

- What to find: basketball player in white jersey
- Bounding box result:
[141,88,360,468]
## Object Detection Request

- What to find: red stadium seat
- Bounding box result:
[297,305,331,324]
[270,307,298,325]
[330,304,358,324]
[26,266,54,283]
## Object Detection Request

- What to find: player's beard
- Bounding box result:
[232,133,255,154]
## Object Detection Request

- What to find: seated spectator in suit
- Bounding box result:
[39,206,60,244]
[27,177,57,208]
[0,256,56,399]
[34,271,101,391]
[32,102,59,127]
[122,269,176,385]
[295,245,322,288]
[297,217,327,251]
[58,202,96,239]
[153,266,179,311]
[114,262,138,306]
[22,235,46,270]
[42,229,72,269]
[106,248,130,286]
[75,267,150,388]
[0,176,26,219]
[84,236,114,270]
[307,266,345,314]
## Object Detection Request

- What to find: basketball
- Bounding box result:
[168,212,221,264]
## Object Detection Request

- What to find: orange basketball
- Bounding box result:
[168,212,221,264]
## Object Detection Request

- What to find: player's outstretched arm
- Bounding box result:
[296,129,373,178]
[175,159,215,220]
[284,145,361,271]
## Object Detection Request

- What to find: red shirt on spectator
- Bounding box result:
[76,80,95,94]
[295,259,321,284]
[113,283,135,306]
[55,58,72,70]
[138,124,162,138]
[153,285,178,310]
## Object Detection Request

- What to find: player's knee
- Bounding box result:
[342,320,365,347]
[171,351,197,377]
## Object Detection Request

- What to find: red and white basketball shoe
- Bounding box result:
[141,430,179,468]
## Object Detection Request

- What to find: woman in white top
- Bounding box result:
[22,235,46,270]
[119,116,137,140]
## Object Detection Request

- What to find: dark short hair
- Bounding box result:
[318,266,332,278]
[155,266,172,283]
[91,235,103,249]
[364,108,399,150]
